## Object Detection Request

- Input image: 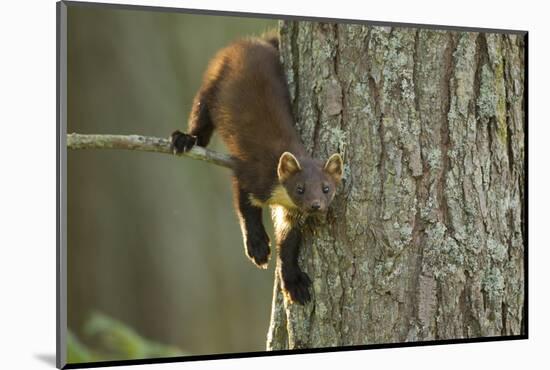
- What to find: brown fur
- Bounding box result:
[171,35,344,304]
[199,38,306,200]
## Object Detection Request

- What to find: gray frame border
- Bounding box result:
[57,1,67,368]
[63,0,527,34]
[56,1,528,369]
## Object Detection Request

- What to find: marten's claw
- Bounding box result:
[245,232,271,269]
[170,130,197,154]
[283,271,312,305]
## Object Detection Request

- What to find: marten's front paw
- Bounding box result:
[245,231,271,269]
[282,270,312,305]
[170,130,197,154]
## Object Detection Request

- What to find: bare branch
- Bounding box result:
[66,133,234,169]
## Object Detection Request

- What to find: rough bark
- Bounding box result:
[267,21,525,349]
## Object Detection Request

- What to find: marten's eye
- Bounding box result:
[296,186,305,195]
[322,185,330,194]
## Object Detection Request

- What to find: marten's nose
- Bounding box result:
[311,202,321,210]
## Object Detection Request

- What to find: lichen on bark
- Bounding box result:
[267,21,525,349]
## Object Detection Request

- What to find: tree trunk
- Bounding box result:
[267,21,525,349]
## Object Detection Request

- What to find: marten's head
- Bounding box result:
[276,152,344,214]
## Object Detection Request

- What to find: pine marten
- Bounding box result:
[171,34,343,305]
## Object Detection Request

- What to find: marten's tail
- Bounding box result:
[261,29,279,50]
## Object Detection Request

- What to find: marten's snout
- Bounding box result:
[311,201,321,211]
[310,201,326,212]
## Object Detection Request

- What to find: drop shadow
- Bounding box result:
[34,353,57,367]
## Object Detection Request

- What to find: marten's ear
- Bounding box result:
[278,152,302,181]
[324,153,344,183]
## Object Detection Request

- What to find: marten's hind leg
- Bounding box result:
[232,179,271,269]
[171,88,215,154]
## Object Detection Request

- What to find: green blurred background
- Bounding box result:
[67,4,278,362]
